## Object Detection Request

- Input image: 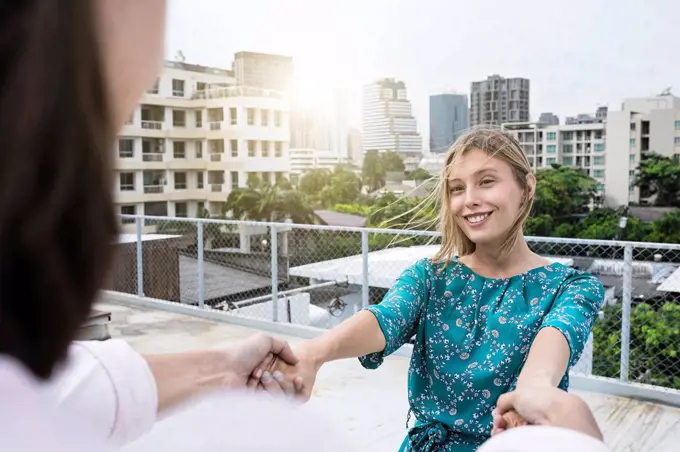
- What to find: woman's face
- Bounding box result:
[96,0,167,127]
[447,149,532,248]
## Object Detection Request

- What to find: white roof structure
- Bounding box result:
[290,246,574,289]
[115,234,183,244]
[656,266,680,293]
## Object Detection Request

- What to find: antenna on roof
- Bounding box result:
[175,50,186,63]
[659,87,672,96]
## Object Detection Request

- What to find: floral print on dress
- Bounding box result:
[359,257,605,452]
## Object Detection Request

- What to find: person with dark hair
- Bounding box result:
[0,1,303,450]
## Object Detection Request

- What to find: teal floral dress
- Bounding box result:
[359,258,604,451]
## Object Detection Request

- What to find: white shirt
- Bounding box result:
[478,425,612,452]
[44,340,159,447]
[0,355,109,451]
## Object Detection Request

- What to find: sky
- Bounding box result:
[166,0,680,148]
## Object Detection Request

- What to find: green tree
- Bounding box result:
[407,168,433,181]
[634,153,680,206]
[224,180,315,224]
[381,151,406,172]
[576,208,649,241]
[299,168,331,197]
[646,209,680,243]
[362,150,386,192]
[533,164,598,220]
[593,302,680,389]
[319,167,363,207]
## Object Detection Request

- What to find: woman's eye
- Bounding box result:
[450,186,464,193]
[480,179,495,186]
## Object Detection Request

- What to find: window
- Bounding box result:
[175,202,188,218]
[173,109,186,127]
[562,144,573,154]
[546,157,556,165]
[547,132,556,141]
[147,78,159,94]
[675,137,680,145]
[230,108,237,125]
[195,110,203,128]
[630,138,636,146]
[597,184,604,192]
[274,111,282,127]
[261,141,269,157]
[121,205,136,224]
[546,145,556,154]
[197,172,204,189]
[594,143,604,152]
[172,79,185,97]
[629,184,635,193]
[247,108,255,125]
[629,154,636,162]
[196,82,206,93]
[119,138,134,158]
[231,171,239,189]
[274,141,282,157]
[594,170,605,178]
[174,172,187,190]
[630,123,636,131]
[261,110,269,126]
[119,172,135,191]
[230,139,238,157]
[563,157,574,165]
[675,120,680,129]
[197,201,205,216]
[248,140,256,157]
[561,131,573,141]
[629,169,636,177]
[195,141,203,158]
[594,156,605,165]
[173,141,186,158]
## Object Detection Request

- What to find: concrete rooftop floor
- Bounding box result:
[102,300,680,452]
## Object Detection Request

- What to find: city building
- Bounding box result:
[115,58,291,226]
[233,51,294,93]
[429,93,469,153]
[538,112,559,125]
[604,94,680,206]
[289,148,349,179]
[470,75,530,127]
[503,121,607,201]
[361,78,422,160]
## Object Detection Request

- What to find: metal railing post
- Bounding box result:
[197,221,205,309]
[135,216,144,297]
[620,244,633,382]
[362,231,369,309]
[271,225,279,322]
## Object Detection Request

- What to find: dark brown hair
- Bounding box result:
[0,0,118,378]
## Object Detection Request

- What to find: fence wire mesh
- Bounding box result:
[116,216,680,391]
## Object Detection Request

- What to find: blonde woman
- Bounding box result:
[255,128,606,451]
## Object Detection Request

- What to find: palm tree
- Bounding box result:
[224,179,315,224]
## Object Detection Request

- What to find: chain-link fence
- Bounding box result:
[115,215,680,391]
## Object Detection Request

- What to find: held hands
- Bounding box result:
[247,341,321,403]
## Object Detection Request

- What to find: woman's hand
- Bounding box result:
[248,341,322,403]
[491,386,603,440]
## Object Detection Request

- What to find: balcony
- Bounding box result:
[143,185,164,194]
[210,154,222,162]
[106,217,680,451]
[142,153,164,162]
[210,183,223,192]
[141,121,163,130]
[209,122,223,131]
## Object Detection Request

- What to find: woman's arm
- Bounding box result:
[516,327,570,388]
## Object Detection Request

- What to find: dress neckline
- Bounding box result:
[452,256,565,282]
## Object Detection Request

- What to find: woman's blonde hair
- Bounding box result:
[432,126,534,263]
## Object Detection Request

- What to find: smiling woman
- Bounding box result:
[253,126,607,451]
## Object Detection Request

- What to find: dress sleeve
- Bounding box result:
[44,339,158,447]
[359,259,429,369]
[539,272,605,369]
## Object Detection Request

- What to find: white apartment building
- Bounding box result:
[503,122,607,200]
[605,95,680,206]
[115,60,291,224]
[362,78,422,159]
[289,148,349,179]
